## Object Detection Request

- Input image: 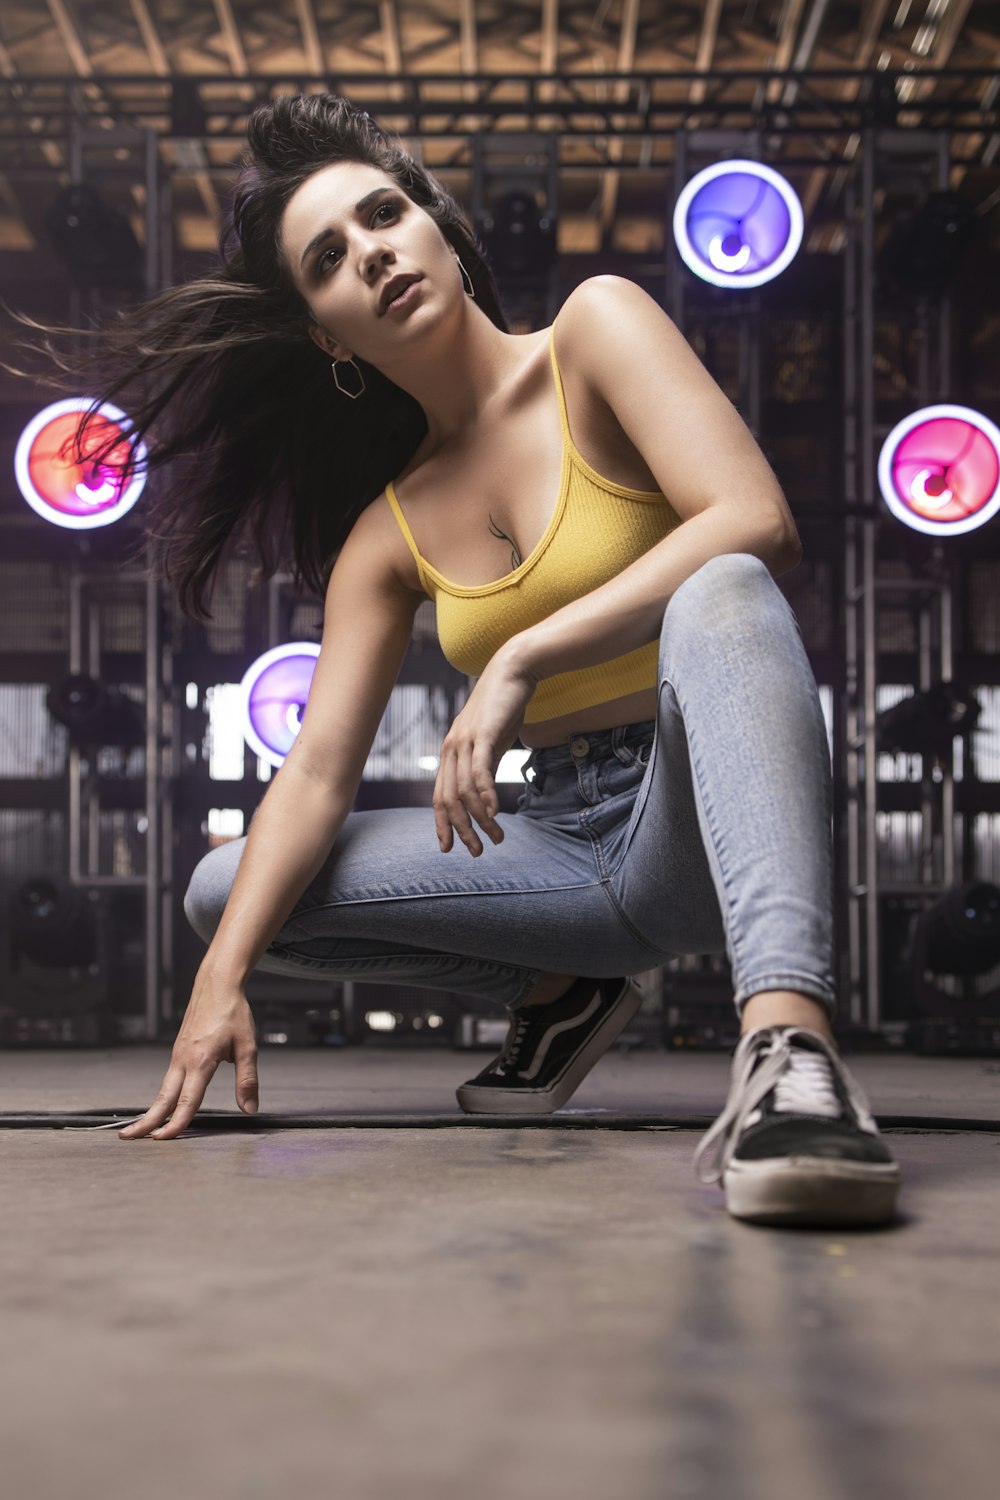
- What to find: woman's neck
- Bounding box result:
[380,306,530,449]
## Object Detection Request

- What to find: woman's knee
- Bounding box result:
[182,838,246,944]
[661,552,778,643]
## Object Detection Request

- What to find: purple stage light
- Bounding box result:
[239,643,321,768]
[14,398,146,530]
[877,405,1000,537]
[672,160,804,289]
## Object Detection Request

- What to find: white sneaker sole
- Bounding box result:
[456,980,643,1116]
[722,1155,901,1227]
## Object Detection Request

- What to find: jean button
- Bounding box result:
[570,737,589,759]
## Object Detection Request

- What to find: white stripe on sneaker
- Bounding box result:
[517,996,602,1081]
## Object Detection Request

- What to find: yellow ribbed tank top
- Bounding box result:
[385,329,682,724]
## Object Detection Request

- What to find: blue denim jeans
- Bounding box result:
[184,554,836,1020]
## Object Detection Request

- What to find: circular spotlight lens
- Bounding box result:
[239,643,321,768]
[14,398,147,529]
[672,160,804,289]
[877,405,1000,537]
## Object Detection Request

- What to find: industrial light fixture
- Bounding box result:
[877,405,1000,537]
[239,643,321,769]
[14,398,147,530]
[46,675,146,750]
[672,159,804,289]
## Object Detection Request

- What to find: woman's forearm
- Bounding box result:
[506,507,800,685]
[197,761,353,985]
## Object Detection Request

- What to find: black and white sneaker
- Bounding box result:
[694,1025,901,1227]
[456,977,642,1115]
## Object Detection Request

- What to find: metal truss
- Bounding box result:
[1,68,998,167]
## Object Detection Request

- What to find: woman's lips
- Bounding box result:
[383,279,423,314]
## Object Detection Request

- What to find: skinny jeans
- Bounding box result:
[184,553,836,1020]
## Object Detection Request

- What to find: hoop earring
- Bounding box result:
[456,257,476,299]
[332,358,366,399]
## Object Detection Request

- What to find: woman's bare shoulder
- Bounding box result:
[337,488,426,597]
[553,275,672,360]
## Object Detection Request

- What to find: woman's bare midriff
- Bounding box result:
[518,686,658,749]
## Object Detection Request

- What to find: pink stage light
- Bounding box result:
[877,405,1000,537]
[14,398,146,530]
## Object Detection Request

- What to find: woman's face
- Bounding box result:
[281,160,464,365]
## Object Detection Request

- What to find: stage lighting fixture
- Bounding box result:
[877,405,1000,537]
[239,643,321,769]
[875,681,980,761]
[44,183,143,290]
[46,675,146,750]
[478,191,557,278]
[11,877,97,969]
[672,160,804,289]
[917,881,1000,978]
[14,398,147,530]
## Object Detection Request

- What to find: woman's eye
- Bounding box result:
[318,247,341,273]
[373,202,398,224]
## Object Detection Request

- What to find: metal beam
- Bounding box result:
[128,0,220,232]
[293,0,325,77]
[128,0,170,75]
[212,0,250,77]
[598,0,641,239]
[378,0,403,75]
[689,0,723,107]
[45,0,92,77]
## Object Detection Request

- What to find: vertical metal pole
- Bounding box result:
[87,596,101,875]
[940,580,956,888]
[68,572,83,884]
[670,129,686,327]
[145,570,161,1041]
[842,175,862,1024]
[862,519,880,1031]
[860,130,880,1030]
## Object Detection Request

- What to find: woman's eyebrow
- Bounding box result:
[299,188,398,269]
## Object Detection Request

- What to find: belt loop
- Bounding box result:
[611,725,632,765]
[522,749,544,791]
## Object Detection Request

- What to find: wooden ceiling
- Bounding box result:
[1,1,998,259]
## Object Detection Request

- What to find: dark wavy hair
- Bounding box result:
[15,94,507,618]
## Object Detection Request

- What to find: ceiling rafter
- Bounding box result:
[690,0,724,107]
[45,0,92,77]
[126,0,220,233]
[292,0,325,76]
[212,0,250,77]
[597,0,641,241]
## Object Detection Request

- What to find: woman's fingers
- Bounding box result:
[118,1065,212,1140]
[118,1066,184,1138]
[434,741,503,856]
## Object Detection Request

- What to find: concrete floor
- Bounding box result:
[3,1045,1000,1500]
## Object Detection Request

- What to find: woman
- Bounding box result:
[69,95,896,1226]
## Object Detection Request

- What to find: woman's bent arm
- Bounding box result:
[119,496,421,1139]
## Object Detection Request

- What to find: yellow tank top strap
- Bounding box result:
[547,326,573,447]
[384,481,435,595]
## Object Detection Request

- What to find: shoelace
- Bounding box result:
[491,1012,532,1075]
[693,1026,877,1186]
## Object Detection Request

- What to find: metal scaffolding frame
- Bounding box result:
[63,122,173,1041]
[842,127,960,1033]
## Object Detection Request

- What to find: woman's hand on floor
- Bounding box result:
[118,971,259,1140]
[434,648,537,856]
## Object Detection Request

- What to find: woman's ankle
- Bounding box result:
[524,973,576,1006]
[740,989,835,1043]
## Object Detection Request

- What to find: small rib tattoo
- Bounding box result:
[488,513,523,570]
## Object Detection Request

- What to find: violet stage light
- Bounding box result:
[672,160,804,289]
[239,643,321,768]
[877,405,1000,537]
[14,398,147,530]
